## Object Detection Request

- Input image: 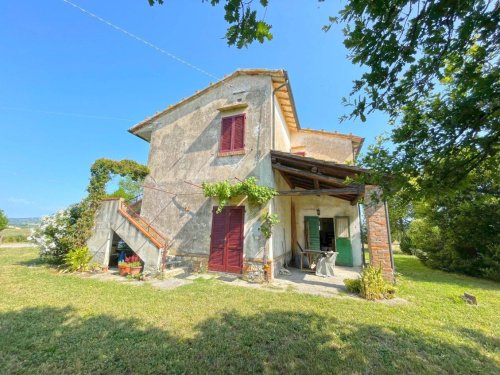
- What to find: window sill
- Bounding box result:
[218,149,246,157]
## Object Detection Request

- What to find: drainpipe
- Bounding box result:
[271,81,288,150]
[384,201,395,274]
[358,203,366,267]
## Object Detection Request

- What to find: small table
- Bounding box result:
[300,249,323,272]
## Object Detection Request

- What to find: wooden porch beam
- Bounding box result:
[272,163,346,187]
[278,187,363,196]
[278,170,295,189]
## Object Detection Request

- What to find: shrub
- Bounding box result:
[344,278,361,294]
[345,266,396,300]
[399,233,414,255]
[360,266,396,300]
[29,205,82,262]
[64,246,92,272]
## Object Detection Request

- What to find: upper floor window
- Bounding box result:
[219,114,245,154]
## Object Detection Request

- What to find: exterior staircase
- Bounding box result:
[118,199,167,250]
[87,198,169,273]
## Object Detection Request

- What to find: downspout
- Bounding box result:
[358,203,366,267]
[384,201,395,275]
[271,81,288,150]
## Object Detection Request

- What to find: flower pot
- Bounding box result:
[101,266,109,273]
[119,265,130,276]
[129,266,142,276]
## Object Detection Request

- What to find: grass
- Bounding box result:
[0,227,31,243]
[0,247,499,375]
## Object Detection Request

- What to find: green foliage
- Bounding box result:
[344,266,395,300]
[108,175,144,201]
[73,159,149,248]
[260,212,279,240]
[348,0,499,199]
[359,266,396,301]
[202,177,277,213]
[406,166,500,281]
[0,209,7,231]
[64,246,92,272]
[30,159,148,263]
[344,278,361,294]
[148,0,272,48]
[399,233,413,255]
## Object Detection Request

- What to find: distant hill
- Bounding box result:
[8,218,40,228]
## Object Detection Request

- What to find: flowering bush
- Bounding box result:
[29,205,81,262]
[125,255,142,268]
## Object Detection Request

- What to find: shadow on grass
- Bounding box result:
[15,256,61,269]
[1,307,498,374]
[395,254,500,290]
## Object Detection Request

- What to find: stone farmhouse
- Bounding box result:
[88,69,394,281]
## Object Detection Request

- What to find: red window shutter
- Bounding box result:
[220,117,233,152]
[232,115,245,150]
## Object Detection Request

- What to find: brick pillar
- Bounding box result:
[364,185,394,282]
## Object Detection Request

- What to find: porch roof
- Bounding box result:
[271,150,367,204]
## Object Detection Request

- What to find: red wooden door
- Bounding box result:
[209,207,244,273]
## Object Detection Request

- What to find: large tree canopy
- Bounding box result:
[148,0,499,201]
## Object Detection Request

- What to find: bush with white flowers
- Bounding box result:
[29,207,75,260]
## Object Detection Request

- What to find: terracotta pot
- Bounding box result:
[129,266,142,276]
[101,266,109,273]
[119,265,130,276]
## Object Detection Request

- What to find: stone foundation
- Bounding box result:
[242,259,266,283]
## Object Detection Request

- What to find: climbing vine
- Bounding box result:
[73,159,149,248]
[202,177,278,213]
[260,212,280,240]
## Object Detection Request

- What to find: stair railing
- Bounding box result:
[118,200,167,249]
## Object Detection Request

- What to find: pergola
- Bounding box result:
[270,150,366,204]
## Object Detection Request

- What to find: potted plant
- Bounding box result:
[127,255,142,276]
[118,260,130,276]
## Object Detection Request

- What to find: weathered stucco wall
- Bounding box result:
[140,75,275,263]
[270,172,292,270]
[292,195,363,267]
[273,97,291,152]
[290,130,354,163]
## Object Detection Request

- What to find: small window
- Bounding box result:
[219,114,245,154]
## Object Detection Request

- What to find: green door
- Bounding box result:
[304,216,320,250]
[335,216,353,266]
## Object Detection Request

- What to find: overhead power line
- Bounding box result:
[0,106,134,121]
[62,0,224,84]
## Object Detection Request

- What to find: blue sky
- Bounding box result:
[0,0,389,218]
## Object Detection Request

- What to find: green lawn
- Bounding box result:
[0,227,31,243]
[0,247,498,374]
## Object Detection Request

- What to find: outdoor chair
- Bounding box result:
[315,251,338,277]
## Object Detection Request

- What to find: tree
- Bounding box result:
[148,0,272,48]
[0,209,8,231]
[108,175,144,201]
[148,0,498,200]
[404,157,500,280]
